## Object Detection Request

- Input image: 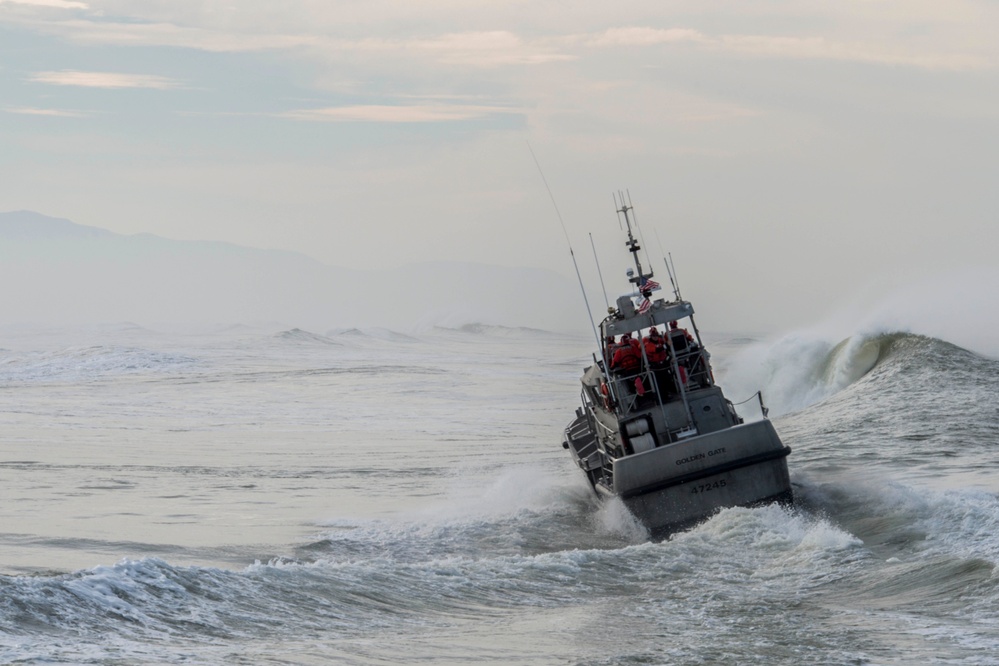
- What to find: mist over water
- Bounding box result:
[1,293,998,663]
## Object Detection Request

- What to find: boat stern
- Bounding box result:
[611,419,792,533]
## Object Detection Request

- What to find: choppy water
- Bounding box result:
[1,321,998,664]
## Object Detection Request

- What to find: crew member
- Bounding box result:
[668,320,694,352]
[643,327,668,367]
[603,335,617,363]
[669,321,710,388]
[645,327,677,396]
[611,332,641,373]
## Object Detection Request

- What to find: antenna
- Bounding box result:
[669,252,683,300]
[589,232,610,311]
[613,191,653,290]
[653,228,680,302]
[527,142,616,400]
[626,189,655,277]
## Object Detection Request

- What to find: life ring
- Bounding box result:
[600,381,611,409]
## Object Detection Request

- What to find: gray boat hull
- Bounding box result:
[570,417,792,535]
[612,420,790,533]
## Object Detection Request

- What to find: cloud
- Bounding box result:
[3,106,86,117]
[28,70,179,89]
[399,31,573,66]
[583,25,991,71]
[587,27,708,48]
[283,103,520,123]
[717,33,991,71]
[36,20,570,66]
[0,0,86,8]
[39,18,317,52]
[9,3,990,73]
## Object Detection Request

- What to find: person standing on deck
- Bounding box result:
[644,327,668,367]
[611,333,641,373]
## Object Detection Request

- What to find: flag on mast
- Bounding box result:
[639,277,661,292]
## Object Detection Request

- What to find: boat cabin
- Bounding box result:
[580,293,742,458]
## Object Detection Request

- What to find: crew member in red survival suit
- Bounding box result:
[646,326,678,395]
[643,327,668,367]
[611,333,641,373]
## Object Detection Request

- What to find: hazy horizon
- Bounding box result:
[3,208,999,361]
[0,209,593,333]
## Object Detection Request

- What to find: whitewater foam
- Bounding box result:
[0,345,196,384]
[798,266,999,359]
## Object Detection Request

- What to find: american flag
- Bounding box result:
[637,297,652,314]
[639,277,661,292]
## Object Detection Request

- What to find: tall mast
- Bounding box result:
[615,193,654,290]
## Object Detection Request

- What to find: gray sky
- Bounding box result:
[1,0,997,333]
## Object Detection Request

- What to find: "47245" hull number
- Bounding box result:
[690,479,727,494]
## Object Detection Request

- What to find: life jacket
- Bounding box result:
[612,339,641,372]
[644,336,668,365]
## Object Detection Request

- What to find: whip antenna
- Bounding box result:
[669,252,683,300]
[589,233,610,310]
[527,142,573,248]
[527,142,605,356]
[653,228,680,301]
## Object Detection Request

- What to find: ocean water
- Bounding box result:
[1,320,998,664]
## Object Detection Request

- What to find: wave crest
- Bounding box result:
[721,331,980,417]
[273,328,339,345]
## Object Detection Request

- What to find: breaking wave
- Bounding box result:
[272,328,340,345]
[720,330,991,418]
[326,327,420,343]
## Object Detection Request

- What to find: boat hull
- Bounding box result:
[588,419,792,534]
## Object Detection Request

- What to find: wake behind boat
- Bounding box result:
[562,199,792,535]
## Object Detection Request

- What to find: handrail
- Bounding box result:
[594,416,617,436]
[732,390,770,418]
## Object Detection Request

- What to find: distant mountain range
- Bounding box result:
[0,211,584,331]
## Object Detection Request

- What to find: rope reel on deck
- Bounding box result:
[624,418,656,453]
